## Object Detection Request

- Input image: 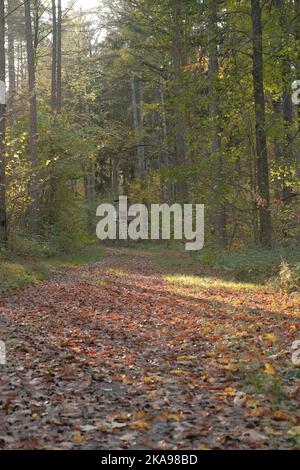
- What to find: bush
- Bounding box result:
[278,261,300,293]
[1,223,86,261]
[216,248,278,282]
[47,226,85,255]
[216,246,300,284]
[5,235,56,259]
[198,243,219,266]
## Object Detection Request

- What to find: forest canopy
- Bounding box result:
[1,0,300,453]
[0,0,299,272]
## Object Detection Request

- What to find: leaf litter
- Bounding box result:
[0,248,300,449]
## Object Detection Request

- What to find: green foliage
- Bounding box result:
[245,370,285,404]
[0,244,104,293]
[129,173,162,204]
[198,243,220,266]
[1,0,300,276]
[4,235,56,259]
[2,221,88,261]
[217,247,300,284]
[278,261,300,293]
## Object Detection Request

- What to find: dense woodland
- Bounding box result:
[1,1,300,452]
[0,0,300,271]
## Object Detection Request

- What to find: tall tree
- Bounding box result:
[251,0,272,247]
[207,0,226,249]
[295,0,300,177]
[131,76,145,178]
[24,0,39,230]
[7,0,17,111]
[0,0,7,241]
[51,0,57,111]
[56,0,62,112]
[171,0,188,198]
[276,0,293,198]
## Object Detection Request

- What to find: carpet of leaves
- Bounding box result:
[0,248,300,449]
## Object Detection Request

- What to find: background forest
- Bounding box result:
[0,0,300,289]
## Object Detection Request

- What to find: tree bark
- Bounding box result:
[84,159,95,233]
[251,0,272,247]
[51,0,57,111]
[295,0,300,87]
[276,0,293,198]
[272,98,283,199]
[295,0,300,177]
[0,0,7,241]
[24,0,39,231]
[56,0,62,112]
[207,0,226,249]
[170,0,189,200]
[131,76,145,178]
[171,0,187,169]
[7,0,16,112]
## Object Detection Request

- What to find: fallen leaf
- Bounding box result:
[264,363,276,375]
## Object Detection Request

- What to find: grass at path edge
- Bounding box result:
[0,244,105,293]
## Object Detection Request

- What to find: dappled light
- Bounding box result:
[0,0,300,455]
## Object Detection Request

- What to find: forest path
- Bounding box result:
[0,247,300,450]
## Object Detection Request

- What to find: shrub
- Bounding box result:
[278,261,300,293]
[217,248,279,282]
[198,243,219,266]
[216,246,300,284]
[5,235,55,259]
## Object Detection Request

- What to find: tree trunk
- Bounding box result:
[272,98,283,199]
[251,0,272,247]
[295,0,300,75]
[276,0,293,198]
[24,0,39,231]
[207,0,226,249]
[131,76,145,179]
[84,165,95,233]
[295,0,300,177]
[171,0,188,179]
[169,0,189,201]
[7,0,16,113]
[51,0,57,111]
[56,0,62,112]
[0,0,7,241]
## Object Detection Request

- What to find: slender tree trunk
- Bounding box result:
[17,41,25,93]
[0,0,7,241]
[51,0,57,111]
[251,0,272,247]
[84,165,95,233]
[7,0,16,112]
[110,158,118,193]
[159,85,168,141]
[131,76,145,178]
[281,56,293,199]
[272,98,283,199]
[33,0,39,51]
[158,82,174,200]
[276,0,294,198]
[47,0,58,225]
[295,0,300,177]
[296,0,300,73]
[56,0,62,112]
[170,0,189,200]
[171,0,187,169]
[24,0,39,231]
[207,0,226,249]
